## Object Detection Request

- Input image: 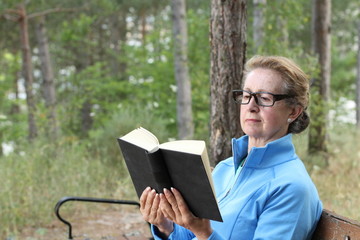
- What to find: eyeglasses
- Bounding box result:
[232,90,293,107]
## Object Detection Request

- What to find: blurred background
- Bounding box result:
[0,0,359,239]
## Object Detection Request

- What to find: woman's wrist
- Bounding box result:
[156,222,174,239]
[192,223,213,240]
[194,229,213,240]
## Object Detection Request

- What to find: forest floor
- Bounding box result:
[18,205,153,240]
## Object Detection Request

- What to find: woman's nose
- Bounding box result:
[248,96,260,111]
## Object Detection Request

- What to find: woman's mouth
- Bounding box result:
[246,119,261,122]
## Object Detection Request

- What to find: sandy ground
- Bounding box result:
[18,205,153,240]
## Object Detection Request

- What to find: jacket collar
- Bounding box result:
[231,134,297,170]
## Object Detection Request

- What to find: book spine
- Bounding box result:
[147,150,173,193]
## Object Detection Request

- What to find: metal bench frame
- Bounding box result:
[55,196,152,240]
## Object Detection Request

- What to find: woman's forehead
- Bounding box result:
[244,68,284,92]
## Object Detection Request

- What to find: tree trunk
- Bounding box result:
[106,11,128,80]
[210,0,247,165]
[109,14,121,78]
[253,0,266,51]
[171,0,194,140]
[80,100,93,138]
[10,52,21,115]
[118,11,128,78]
[140,9,147,44]
[19,4,38,140]
[35,15,58,140]
[309,0,331,161]
[0,130,3,156]
[312,0,331,102]
[357,21,360,128]
[109,12,127,78]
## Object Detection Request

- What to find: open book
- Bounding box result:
[117,127,222,222]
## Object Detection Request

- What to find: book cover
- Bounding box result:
[117,127,222,222]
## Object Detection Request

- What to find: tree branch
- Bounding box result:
[28,8,79,19]
[2,9,22,22]
[5,9,22,15]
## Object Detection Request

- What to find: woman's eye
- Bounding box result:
[259,95,273,103]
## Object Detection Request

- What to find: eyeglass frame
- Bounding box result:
[232,89,294,107]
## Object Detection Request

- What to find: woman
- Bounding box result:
[140,55,323,240]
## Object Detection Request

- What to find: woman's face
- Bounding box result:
[240,68,299,144]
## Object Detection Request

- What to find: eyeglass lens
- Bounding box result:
[234,91,275,106]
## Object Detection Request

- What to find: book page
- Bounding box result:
[159,140,205,155]
[120,127,159,152]
[199,146,216,195]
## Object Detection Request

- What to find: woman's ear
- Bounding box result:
[288,105,303,122]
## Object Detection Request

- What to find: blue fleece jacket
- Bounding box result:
[152,134,323,240]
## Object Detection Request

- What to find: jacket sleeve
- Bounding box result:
[151,224,195,240]
[151,224,226,240]
[207,231,226,240]
[253,180,322,240]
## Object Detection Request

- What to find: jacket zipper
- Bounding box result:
[218,158,246,204]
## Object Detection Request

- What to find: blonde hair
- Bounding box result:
[243,55,310,134]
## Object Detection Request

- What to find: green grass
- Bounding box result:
[0,108,171,238]
[308,126,360,222]
[293,126,360,222]
[0,138,133,238]
[1,112,359,238]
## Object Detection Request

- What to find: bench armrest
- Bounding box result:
[54,196,150,240]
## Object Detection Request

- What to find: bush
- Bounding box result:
[0,107,171,238]
[88,106,171,165]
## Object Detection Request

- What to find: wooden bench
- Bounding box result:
[55,197,360,240]
[312,209,360,240]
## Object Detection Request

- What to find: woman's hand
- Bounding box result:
[139,187,174,237]
[160,188,213,240]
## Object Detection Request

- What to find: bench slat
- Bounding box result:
[312,209,360,240]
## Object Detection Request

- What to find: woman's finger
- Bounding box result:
[160,192,175,221]
[140,187,156,219]
[170,187,193,218]
[164,188,182,217]
[139,187,151,211]
[150,193,160,218]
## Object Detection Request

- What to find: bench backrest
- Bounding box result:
[312,209,360,240]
